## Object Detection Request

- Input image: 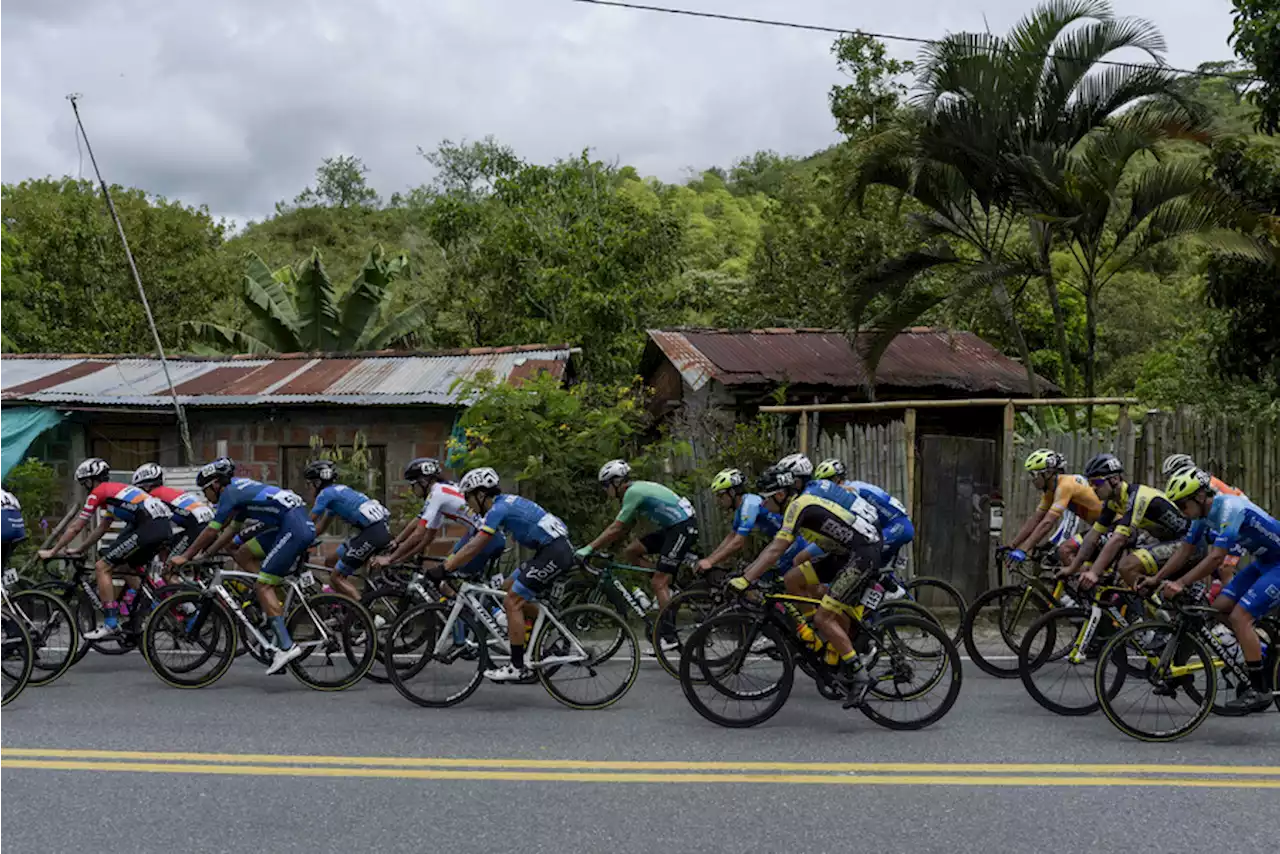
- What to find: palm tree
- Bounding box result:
[189,246,430,353]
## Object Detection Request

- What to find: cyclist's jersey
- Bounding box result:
[148,485,214,525]
[418,482,483,533]
[776,493,880,554]
[841,480,909,527]
[616,481,694,529]
[1092,481,1132,534]
[78,481,170,525]
[1,489,24,542]
[803,479,880,530]
[1186,494,1280,561]
[1036,474,1102,524]
[1111,484,1189,542]
[1208,476,1245,499]
[733,493,783,538]
[208,477,306,531]
[479,494,569,549]
[312,484,390,529]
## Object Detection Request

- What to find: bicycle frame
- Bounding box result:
[431,579,591,670]
[198,567,332,655]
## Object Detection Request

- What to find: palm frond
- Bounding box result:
[182,321,276,355]
[338,245,410,349]
[292,250,341,352]
[360,301,433,351]
[240,253,299,351]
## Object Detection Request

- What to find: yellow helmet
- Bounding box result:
[1165,468,1211,502]
[814,459,846,480]
[710,468,745,493]
[1024,449,1064,473]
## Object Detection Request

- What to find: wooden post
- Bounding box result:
[904,408,918,524]
[999,402,1016,587]
[1117,404,1134,474]
[798,411,809,455]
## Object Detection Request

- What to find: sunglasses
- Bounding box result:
[1089,478,1110,487]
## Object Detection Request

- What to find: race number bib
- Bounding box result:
[888,496,907,515]
[273,490,304,510]
[297,570,316,588]
[677,497,695,517]
[2,568,18,587]
[359,500,390,524]
[190,504,215,524]
[537,513,568,540]
[143,497,173,519]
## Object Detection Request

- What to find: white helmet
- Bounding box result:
[75,457,110,485]
[459,467,500,494]
[131,462,164,487]
[1161,453,1196,479]
[598,459,631,484]
[776,453,813,478]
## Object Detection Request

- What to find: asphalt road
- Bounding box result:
[3,652,1277,854]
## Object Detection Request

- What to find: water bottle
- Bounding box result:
[1210,623,1242,664]
[120,588,137,617]
[492,606,508,630]
[1059,589,1077,608]
[631,587,653,613]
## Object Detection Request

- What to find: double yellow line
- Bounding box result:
[4,748,1279,789]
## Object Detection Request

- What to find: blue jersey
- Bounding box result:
[2,489,24,543]
[1186,494,1280,562]
[842,480,909,527]
[311,484,389,529]
[209,477,307,530]
[733,494,784,539]
[479,494,569,549]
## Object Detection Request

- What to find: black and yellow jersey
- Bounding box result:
[777,493,880,554]
[1092,481,1132,534]
[1112,485,1188,542]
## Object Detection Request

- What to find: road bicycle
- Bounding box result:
[962,544,1073,678]
[142,563,376,691]
[1,605,34,707]
[2,565,78,686]
[385,575,639,710]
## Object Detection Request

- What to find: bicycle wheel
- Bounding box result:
[652,588,723,679]
[1017,607,1127,716]
[69,589,131,656]
[679,611,794,728]
[1095,621,1216,742]
[536,604,639,710]
[962,584,1054,678]
[858,614,962,730]
[360,585,415,684]
[386,603,486,707]
[285,593,377,691]
[142,591,237,689]
[902,576,966,643]
[2,611,34,707]
[6,589,78,686]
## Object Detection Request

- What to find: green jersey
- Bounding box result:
[616,481,695,529]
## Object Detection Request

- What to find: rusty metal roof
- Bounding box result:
[0,345,577,408]
[645,328,1054,395]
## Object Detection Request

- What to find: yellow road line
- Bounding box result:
[3,759,1279,789]
[2,748,1278,777]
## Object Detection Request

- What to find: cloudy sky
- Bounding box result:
[2,0,1240,225]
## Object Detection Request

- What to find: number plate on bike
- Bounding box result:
[860,587,883,609]
[2,568,17,587]
[298,570,316,587]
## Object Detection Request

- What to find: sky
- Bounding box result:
[0,0,1242,226]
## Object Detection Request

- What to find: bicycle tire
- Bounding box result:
[537,604,639,710]
[651,588,723,679]
[858,613,963,731]
[385,602,485,708]
[285,593,377,691]
[1017,606,1128,716]
[1095,620,1216,742]
[902,576,966,642]
[68,588,131,657]
[34,581,93,667]
[2,610,34,707]
[6,589,78,686]
[962,584,1055,678]
[679,611,794,728]
[360,585,416,684]
[142,591,237,689]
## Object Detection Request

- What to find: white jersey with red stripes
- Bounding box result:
[418,482,483,532]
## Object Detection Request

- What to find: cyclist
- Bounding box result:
[1,488,26,569]
[576,460,698,613]
[167,458,314,675]
[373,458,506,582]
[130,463,214,573]
[1004,449,1100,568]
[814,458,915,570]
[728,465,882,704]
[1062,453,1193,590]
[1162,453,1244,498]
[39,458,174,639]
[445,467,574,683]
[697,468,809,582]
[1159,468,1280,713]
[304,460,391,602]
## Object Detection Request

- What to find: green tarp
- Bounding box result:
[2,407,65,481]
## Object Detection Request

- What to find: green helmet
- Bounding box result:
[1024,449,1065,473]
[710,468,745,493]
[1165,468,1211,502]
[814,459,846,480]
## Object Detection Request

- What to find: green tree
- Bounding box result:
[189,245,428,353]
[828,32,914,136]
[291,155,381,210]
[414,136,522,201]
[1230,0,1280,134]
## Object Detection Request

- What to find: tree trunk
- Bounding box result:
[1084,285,1099,429]
[990,279,1040,399]
[1041,255,1076,429]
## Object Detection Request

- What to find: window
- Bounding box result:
[280,445,387,504]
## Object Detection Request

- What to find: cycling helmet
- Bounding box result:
[755,466,795,494]
[814,459,846,480]
[710,468,746,493]
[776,453,813,479]
[1161,453,1196,479]
[1166,468,1212,502]
[1083,452,1124,479]
[196,457,236,488]
[403,457,441,481]
[598,459,631,485]
[459,467,500,494]
[1024,449,1065,473]
[304,459,338,485]
[74,457,110,486]
[131,462,164,488]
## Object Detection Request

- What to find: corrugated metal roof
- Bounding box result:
[646,328,1055,395]
[0,346,576,408]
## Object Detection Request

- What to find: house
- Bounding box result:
[1,345,577,552]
